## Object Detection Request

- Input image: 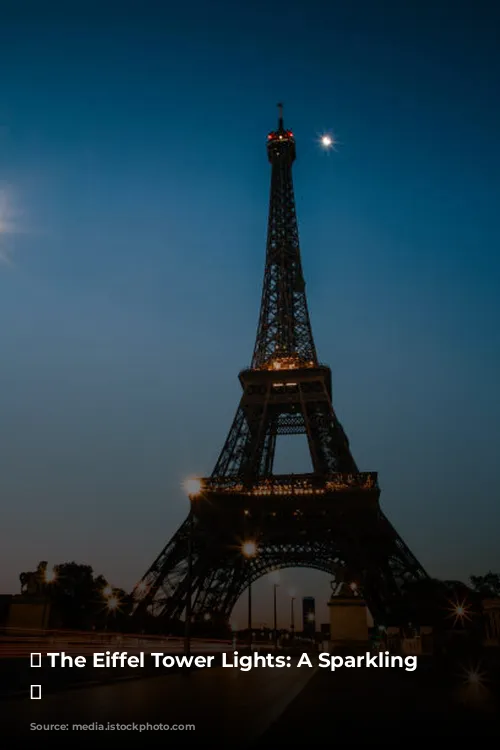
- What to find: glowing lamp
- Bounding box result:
[183,478,202,496]
[44,568,57,584]
[241,541,258,558]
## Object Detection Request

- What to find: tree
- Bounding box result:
[470,571,500,597]
[24,560,132,630]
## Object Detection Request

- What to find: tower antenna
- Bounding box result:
[277,102,284,129]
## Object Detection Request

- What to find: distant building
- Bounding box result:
[302,596,315,637]
[320,623,330,638]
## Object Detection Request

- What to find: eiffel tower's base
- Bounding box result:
[132,473,429,628]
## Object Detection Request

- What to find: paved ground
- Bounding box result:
[1,657,317,746]
[2,651,498,745]
[261,656,500,741]
[0,636,233,697]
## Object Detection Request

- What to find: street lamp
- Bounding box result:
[242,541,257,558]
[107,595,119,612]
[273,583,280,650]
[183,477,202,656]
[42,566,57,631]
[289,590,296,639]
[241,540,258,647]
[183,478,202,496]
[44,567,57,584]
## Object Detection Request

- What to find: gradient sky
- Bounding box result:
[1,1,499,627]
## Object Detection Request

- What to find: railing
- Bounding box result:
[244,357,329,373]
[203,472,378,496]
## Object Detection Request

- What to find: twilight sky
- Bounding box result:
[1,0,499,627]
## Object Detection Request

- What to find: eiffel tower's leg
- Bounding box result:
[133,516,254,624]
[331,505,428,621]
[304,398,358,474]
[211,406,251,478]
[132,516,193,618]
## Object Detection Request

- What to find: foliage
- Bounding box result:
[470,571,500,597]
[401,577,482,630]
[26,560,132,630]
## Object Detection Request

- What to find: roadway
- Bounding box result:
[0,633,233,697]
[1,656,318,746]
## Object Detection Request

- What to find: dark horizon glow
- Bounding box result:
[1,1,499,625]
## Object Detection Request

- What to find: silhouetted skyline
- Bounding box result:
[1,1,499,626]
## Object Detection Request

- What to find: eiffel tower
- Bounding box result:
[132,105,428,627]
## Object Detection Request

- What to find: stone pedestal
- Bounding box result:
[328,583,369,652]
[483,598,500,646]
[7,596,51,633]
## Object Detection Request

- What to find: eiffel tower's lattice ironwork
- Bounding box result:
[132,105,428,627]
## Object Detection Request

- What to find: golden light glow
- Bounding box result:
[183,478,202,496]
[107,595,120,611]
[102,584,113,598]
[207,473,377,496]
[241,540,258,558]
[44,568,57,584]
[447,597,472,626]
[266,356,304,371]
[461,662,487,689]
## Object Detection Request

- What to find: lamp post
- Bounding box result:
[42,566,57,632]
[306,611,315,641]
[241,541,258,648]
[273,583,280,649]
[290,596,296,639]
[183,478,202,656]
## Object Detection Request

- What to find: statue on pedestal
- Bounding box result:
[330,566,360,599]
[19,561,48,597]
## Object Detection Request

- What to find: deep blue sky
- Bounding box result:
[1,1,499,626]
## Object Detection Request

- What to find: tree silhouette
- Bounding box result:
[470,571,500,597]
[26,560,132,630]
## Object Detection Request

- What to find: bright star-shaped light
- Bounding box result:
[107,595,120,612]
[461,662,487,689]
[241,540,258,558]
[318,131,339,151]
[446,597,472,626]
